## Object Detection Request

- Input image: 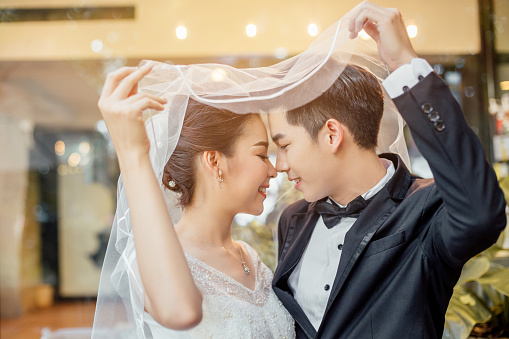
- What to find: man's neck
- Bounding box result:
[329,151,388,206]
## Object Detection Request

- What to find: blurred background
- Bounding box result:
[0,0,508,338]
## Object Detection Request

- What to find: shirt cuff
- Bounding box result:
[382,58,434,99]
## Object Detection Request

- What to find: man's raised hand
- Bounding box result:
[348,1,418,71]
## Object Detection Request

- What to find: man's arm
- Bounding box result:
[349,2,506,265]
[392,69,505,264]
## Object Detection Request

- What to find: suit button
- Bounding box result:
[338,244,343,250]
[428,111,440,122]
[324,284,330,291]
[421,103,433,114]
[418,75,424,80]
[434,120,446,132]
[402,86,410,92]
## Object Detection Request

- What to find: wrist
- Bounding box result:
[118,151,152,173]
[388,52,419,72]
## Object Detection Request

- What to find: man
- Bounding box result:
[269,2,506,338]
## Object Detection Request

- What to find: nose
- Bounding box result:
[275,152,289,173]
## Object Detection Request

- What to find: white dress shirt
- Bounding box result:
[287,58,434,330]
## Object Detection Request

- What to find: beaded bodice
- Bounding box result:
[144,241,295,339]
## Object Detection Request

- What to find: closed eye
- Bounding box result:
[279,144,289,151]
[258,154,269,160]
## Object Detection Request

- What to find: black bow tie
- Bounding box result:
[314,195,371,228]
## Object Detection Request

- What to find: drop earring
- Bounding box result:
[217,169,224,188]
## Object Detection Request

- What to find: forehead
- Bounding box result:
[238,115,268,143]
[267,111,307,140]
[267,112,289,135]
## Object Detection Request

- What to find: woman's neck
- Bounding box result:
[176,203,235,247]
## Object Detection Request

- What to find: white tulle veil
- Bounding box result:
[91,8,410,338]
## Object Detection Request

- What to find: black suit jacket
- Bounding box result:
[272,72,507,339]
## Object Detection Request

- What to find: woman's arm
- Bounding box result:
[98,64,203,330]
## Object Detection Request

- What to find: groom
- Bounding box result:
[269,2,506,339]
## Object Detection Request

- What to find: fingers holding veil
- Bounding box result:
[346,1,417,71]
[124,93,167,113]
[98,64,168,161]
[99,64,166,113]
[100,66,136,98]
[347,1,387,39]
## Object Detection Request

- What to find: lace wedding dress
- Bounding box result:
[143,241,295,339]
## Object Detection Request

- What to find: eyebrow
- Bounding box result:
[253,141,269,148]
[271,133,286,143]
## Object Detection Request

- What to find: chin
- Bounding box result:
[252,206,264,216]
[302,190,327,203]
[246,203,264,216]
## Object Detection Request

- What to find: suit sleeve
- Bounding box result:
[392,72,506,266]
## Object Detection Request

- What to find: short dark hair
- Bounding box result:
[162,99,255,207]
[285,64,384,150]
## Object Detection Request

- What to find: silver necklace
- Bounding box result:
[175,225,250,275]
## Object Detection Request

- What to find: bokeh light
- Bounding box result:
[55,140,65,156]
[274,47,288,59]
[79,141,91,155]
[68,153,81,167]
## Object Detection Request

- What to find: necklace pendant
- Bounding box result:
[243,263,250,275]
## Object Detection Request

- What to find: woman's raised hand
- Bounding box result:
[98,63,167,163]
[98,65,203,327]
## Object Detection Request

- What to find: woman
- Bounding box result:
[93,63,295,338]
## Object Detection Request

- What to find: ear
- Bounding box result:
[201,151,224,177]
[324,119,345,153]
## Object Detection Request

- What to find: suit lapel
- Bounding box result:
[273,208,320,339]
[274,207,319,282]
[272,287,316,339]
[322,154,412,320]
[324,189,396,314]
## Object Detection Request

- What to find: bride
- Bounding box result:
[93,62,295,338]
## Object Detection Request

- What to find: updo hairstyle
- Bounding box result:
[162,99,255,207]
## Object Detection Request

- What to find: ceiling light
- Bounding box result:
[246,24,257,37]
[359,29,371,40]
[308,23,318,37]
[91,39,103,53]
[211,68,227,82]
[407,25,418,38]
[176,26,187,40]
